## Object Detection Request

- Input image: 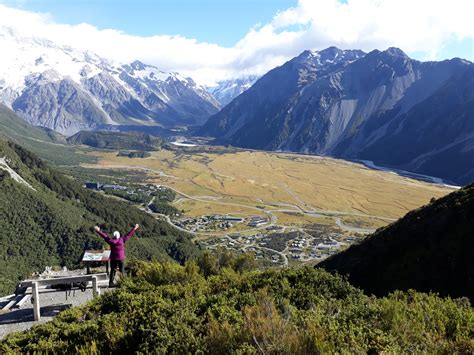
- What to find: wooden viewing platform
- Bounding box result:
[18,273,108,321]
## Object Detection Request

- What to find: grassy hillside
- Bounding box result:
[0,139,199,295]
[67,130,164,150]
[320,184,474,301]
[1,258,472,353]
[0,104,62,144]
[0,104,95,166]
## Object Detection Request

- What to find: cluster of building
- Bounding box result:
[233,233,270,246]
[200,237,241,253]
[173,215,244,232]
[202,225,367,265]
[85,182,127,191]
[171,212,271,233]
[305,233,349,260]
[288,236,308,259]
[86,182,175,206]
[199,232,286,265]
[247,216,268,227]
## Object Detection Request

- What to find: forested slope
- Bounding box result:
[0,139,199,294]
[67,130,164,150]
[320,184,474,301]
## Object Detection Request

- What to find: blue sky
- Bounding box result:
[3,0,297,46]
[0,0,472,84]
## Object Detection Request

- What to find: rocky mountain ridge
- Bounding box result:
[199,47,474,184]
[0,26,220,135]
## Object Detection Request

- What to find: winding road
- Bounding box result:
[143,180,385,236]
[99,164,397,266]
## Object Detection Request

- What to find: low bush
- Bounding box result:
[1,254,472,353]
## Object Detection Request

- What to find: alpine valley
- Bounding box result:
[199,47,474,185]
[0,3,473,352]
[2,24,473,187]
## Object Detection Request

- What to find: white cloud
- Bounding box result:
[0,0,472,85]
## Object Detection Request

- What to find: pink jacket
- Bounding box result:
[95,227,136,260]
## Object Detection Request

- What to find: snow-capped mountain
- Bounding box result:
[199,46,474,185]
[0,26,220,135]
[209,76,259,106]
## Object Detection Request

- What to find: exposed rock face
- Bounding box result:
[199,47,474,184]
[199,47,366,141]
[13,72,110,136]
[0,28,220,135]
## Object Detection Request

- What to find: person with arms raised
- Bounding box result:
[94,224,139,286]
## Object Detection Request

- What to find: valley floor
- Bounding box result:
[81,146,454,265]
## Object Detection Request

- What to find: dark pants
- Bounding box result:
[109,260,125,286]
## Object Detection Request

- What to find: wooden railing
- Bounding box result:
[19,273,108,321]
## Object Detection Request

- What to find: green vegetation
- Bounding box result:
[104,184,176,205]
[117,150,151,158]
[1,105,472,353]
[0,139,199,295]
[152,186,176,202]
[320,183,474,302]
[67,131,164,151]
[149,201,181,216]
[1,256,472,353]
[0,104,63,145]
[104,189,150,204]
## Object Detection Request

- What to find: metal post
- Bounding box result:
[92,276,100,297]
[32,282,40,321]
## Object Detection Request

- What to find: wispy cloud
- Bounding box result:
[0,0,472,85]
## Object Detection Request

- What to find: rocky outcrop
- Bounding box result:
[12,71,109,135]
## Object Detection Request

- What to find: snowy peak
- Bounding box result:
[295,49,319,61]
[128,60,148,71]
[209,75,259,106]
[289,47,366,88]
[278,47,366,90]
[0,25,111,94]
[0,26,220,134]
[119,60,199,88]
[121,60,171,82]
[294,47,365,67]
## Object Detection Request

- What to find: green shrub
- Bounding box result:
[2,259,472,353]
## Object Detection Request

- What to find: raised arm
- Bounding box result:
[94,226,111,243]
[123,224,139,242]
